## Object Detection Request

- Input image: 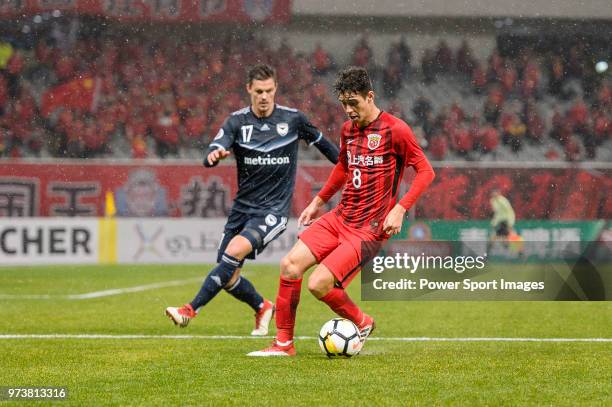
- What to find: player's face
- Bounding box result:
[247,78,277,118]
[338,91,375,127]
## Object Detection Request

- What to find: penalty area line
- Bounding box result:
[0,334,610,342]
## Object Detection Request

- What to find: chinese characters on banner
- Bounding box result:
[0,162,610,219]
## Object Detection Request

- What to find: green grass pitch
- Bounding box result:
[1,264,610,406]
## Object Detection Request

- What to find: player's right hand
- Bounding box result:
[298,207,316,227]
[207,149,230,166]
[298,197,325,227]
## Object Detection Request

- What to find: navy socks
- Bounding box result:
[225,276,264,311]
[190,254,241,311]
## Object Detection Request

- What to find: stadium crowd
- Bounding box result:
[0,20,609,161]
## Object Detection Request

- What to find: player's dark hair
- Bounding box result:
[334,66,373,97]
[247,64,277,84]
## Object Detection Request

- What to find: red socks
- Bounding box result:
[275,277,303,343]
[276,279,365,343]
[319,287,364,327]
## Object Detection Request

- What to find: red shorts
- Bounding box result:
[299,211,385,288]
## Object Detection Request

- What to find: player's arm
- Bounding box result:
[297,112,340,164]
[383,125,436,235]
[299,144,348,226]
[203,117,235,167]
[396,158,435,212]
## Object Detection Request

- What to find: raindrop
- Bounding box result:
[595,61,608,74]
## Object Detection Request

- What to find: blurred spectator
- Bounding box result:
[0,127,6,157]
[152,108,180,158]
[564,135,582,161]
[352,36,374,73]
[501,110,526,152]
[82,114,107,157]
[449,102,465,123]
[595,80,610,108]
[568,97,589,134]
[483,87,504,124]
[0,74,7,115]
[395,36,412,75]
[566,43,585,79]
[487,50,504,83]
[311,43,334,75]
[547,55,566,98]
[421,49,437,84]
[524,101,545,143]
[412,96,433,126]
[386,98,406,121]
[0,23,607,163]
[520,57,541,99]
[382,64,402,98]
[500,61,518,94]
[412,126,428,150]
[0,40,13,69]
[4,49,22,98]
[428,134,448,160]
[592,108,610,145]
[456,40,476,75]
[471,63,487,94]
[479,124,500,154]
[451,126,473,156]
[131,135,148,159]
[434,40,453,74]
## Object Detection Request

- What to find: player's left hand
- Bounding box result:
[382,204,406,236]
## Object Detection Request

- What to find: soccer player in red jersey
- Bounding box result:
[248,67,435,356]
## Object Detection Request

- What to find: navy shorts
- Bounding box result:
[217,209,288,263]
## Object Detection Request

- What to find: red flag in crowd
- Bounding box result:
[41,76,101,118]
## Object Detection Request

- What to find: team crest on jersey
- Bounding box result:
[276,123,289,137]
[265,214,277,226]
[367,134,382,150]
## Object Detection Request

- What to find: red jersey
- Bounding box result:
[321,111,428,234]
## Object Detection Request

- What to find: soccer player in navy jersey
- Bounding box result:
[166,64,339,335]
[249,66,435,356]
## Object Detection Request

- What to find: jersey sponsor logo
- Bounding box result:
[367,134,382,150]
[243,156,290,165]
[347,151,383,166]
[276,122,289,137]
[265,214,277,226]
[213,128,224,140]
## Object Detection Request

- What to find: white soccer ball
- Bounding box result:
[318,318,362,358]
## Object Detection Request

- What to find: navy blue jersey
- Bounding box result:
[206,104,338,216]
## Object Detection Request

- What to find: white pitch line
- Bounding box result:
[0,334,610,342]
[0,277,202,300]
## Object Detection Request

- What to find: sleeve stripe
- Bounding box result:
[308,132,323,146]
[209,143,227,151]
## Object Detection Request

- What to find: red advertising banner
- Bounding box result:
[0,162,610,220]
[0,0,290,23]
